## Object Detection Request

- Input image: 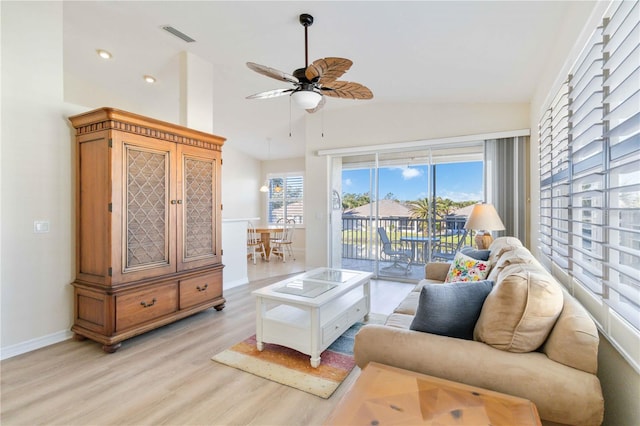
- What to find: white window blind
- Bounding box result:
[602,0,640,332]
[267,173,304,224]
[539,81,570,268]
[569,21,605,296]
[539,0,639,370]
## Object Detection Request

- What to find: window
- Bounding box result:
[539,1,639,370]
[266,173,304,225]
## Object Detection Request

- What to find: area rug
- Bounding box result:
[212,313,386,398]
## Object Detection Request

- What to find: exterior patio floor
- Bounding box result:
[340,258,430,282]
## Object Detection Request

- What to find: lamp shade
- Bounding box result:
[291,90,322,109]
[464,203,505,231]
[259,181,269,192]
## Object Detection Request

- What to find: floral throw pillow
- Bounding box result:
[445,251,491,283]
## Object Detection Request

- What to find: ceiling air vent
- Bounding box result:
[162,26,196,43]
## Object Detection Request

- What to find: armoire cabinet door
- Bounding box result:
[176,144,221,271]
[110,135,178,283]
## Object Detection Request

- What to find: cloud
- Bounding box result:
[402,167,422,179]
[343,178,352,187]
[390,166,422,180]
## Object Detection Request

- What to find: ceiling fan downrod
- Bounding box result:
[300,13,314,69]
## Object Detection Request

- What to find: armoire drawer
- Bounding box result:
[179,271,222,309]
[116,283,178,331]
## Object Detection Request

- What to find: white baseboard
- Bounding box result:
[1,329,73,360]
[224,277,249,290]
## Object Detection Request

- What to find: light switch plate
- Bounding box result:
[34,220,50,233]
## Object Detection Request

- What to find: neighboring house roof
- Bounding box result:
[449,204,475,218]
[343,200,412,218]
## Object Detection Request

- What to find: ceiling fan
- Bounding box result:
[246,13,373,112]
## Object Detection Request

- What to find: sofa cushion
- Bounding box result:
[410,280,494,340]
[444,252,491,282]
[542,289,599,374]
[425,262,451,281]
[487,236,523,265]
[394,291,420,315]
[460,246,491,261]
[474,263,563,352]
[385,312,414,329]
[486,247,537,282]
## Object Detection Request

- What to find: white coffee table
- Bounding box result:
[252,268,372,368]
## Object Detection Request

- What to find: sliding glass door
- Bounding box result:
[332,143,483,281]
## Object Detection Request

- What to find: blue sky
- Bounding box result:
[342,161,484,202]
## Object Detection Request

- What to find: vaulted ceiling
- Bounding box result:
[62,1,595,159]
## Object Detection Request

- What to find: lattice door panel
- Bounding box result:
[184,157,215,259]
[125,146,170,269]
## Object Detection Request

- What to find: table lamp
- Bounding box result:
[464,203,506,249]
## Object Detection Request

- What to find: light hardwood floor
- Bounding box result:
[1,256,414,426]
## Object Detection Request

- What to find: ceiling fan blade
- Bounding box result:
[306,57,353,84]
[246,88,295,100]
[247,62,299,84]
[321,81,373,100]
[305,96,326,113]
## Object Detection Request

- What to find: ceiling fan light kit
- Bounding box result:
[292,90,322,109]
[246,13,373,113]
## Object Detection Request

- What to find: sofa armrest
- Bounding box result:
[354,325,603,426]
[424,262,450,281]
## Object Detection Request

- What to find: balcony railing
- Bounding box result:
[342,216,472,265]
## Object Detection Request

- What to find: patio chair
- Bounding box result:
[431,229,469,262]
[377,227,413,275]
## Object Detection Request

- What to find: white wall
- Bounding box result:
[527,2,640,425]
[221,145,261,219]
[303,102,531,268]
[220,146,262,289]
[1,1,83,355]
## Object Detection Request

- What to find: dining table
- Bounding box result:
[254,227,284,261]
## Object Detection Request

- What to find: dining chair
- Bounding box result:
[247,222,266,264]
[271,219,296,262]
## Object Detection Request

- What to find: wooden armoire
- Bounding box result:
[69,108,225,352]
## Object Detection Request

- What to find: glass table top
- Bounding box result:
[306,269,359,283]
[274,279,338,298]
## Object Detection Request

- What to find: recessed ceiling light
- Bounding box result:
[143,75,156,84]
[96,49,112,59]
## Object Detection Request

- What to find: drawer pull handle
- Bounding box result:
[140,298,157,308]
[197,284,209,292]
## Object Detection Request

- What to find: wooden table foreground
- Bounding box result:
[324,362,541,426]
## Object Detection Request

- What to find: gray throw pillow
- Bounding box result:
[460,246,491,261]
[409,280,494,340]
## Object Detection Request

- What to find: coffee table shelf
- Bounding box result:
[252,268,372,367]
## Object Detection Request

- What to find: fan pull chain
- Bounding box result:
[289,96,292,137]
[321,108,324,138]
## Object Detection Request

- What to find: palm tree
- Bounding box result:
[435,197,456,219]
[408,197,431,219]
[408,198,432,232]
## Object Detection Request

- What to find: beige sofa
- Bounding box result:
[354,237,604,426]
